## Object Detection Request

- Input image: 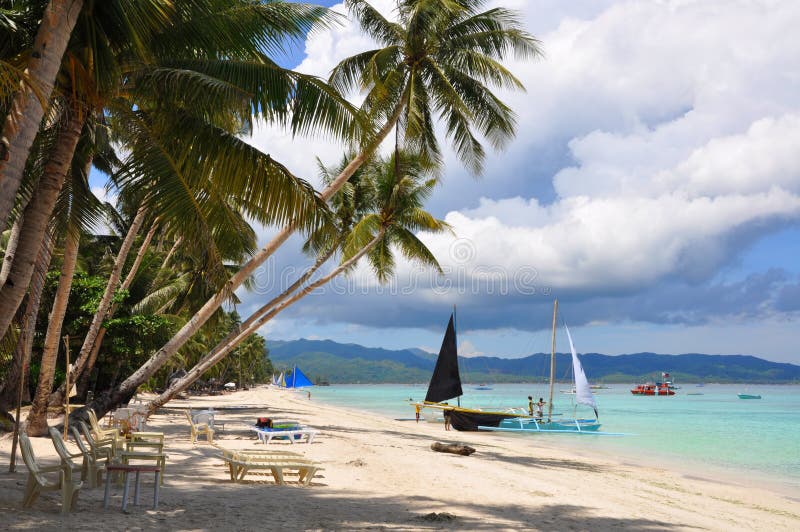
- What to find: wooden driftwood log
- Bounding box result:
[431,441,476,456]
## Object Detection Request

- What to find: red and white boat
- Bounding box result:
[630,382,675,396]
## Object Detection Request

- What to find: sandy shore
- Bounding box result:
[1,386,798,531]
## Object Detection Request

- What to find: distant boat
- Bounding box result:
[686,392,704,396]
[631,382,675,396]
[738,393,762,399]
[473,384,493,391]
[562,384,609,394]
[285,366,314,388]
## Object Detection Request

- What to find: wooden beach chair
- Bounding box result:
[19,433,82,512]
[185,411,214,443]
[217,448,322,485]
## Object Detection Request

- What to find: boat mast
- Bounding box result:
[548,299,558,422]
[454,304,461,408]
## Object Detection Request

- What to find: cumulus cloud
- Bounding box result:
[237,0,800,352]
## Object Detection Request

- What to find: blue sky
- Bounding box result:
[92,1,800,363]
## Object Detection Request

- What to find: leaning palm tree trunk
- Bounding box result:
[74,222,158,398]
[0,0,85,232]
[147,230,385,411]
[87,102,405,418]
[0,216,23,286]
[48,207,148,407]
[26,228,79,436]
[0,235,54,413]
[0,109,85,340]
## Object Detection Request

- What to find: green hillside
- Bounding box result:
[266,339,800,384]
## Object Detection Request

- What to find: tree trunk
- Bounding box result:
[75,222,157,398]
[147,231,384,412]
[0,235,53,412]
[91,102,406,420]
[26,228,79,436]
[0,215,23,286]
[48,206,147,407]
[0,0,85,232]
[0,108,84,340]
[431,442,476,456]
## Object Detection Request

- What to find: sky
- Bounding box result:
[94,0,800,363]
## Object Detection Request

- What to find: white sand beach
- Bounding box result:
[1,386,798,531]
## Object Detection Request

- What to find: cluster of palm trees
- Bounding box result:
[0,0,538,436]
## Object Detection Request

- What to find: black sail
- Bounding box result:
[424,314,462,403]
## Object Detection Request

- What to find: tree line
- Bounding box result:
[0,0,539,436]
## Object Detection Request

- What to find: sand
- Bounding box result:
[1,386,798,531]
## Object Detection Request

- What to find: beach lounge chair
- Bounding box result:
[251,426,319,445]
[217,448,322,485]
[70,426,109,488]
[184,411,214,443]
[19,433,82,512]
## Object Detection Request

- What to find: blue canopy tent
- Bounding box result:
[285,366,314,388]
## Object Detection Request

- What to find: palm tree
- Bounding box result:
[0,0,354,339]
[0,234,53,413]
[2,2,361,420]
[149,150,449,409]
[0,0,172,232]
[104,0,539,417]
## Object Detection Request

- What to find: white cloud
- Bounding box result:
[458,340,484,357]
[239,0,800,336]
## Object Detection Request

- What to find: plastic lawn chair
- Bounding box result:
[19,433,82,512]
[184,411,214,444]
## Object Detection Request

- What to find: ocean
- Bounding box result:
[306,383,800,491]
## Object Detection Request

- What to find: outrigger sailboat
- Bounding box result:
[414,312,526,431]
[481,299,603,433]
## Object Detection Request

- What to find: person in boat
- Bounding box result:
[535,398,545,420]
[528,396,534,416]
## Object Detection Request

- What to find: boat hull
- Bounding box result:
[737,394,762,399]
[631,383,675,396]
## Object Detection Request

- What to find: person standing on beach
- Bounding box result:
[528,396,534,416]
[443,410,451,431]
[415,404,421,423]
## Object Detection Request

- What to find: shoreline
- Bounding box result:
[1,385,799,530]
[304,386,800,499]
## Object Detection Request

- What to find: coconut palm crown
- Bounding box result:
[331,0,541,174]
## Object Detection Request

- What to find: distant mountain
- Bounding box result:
[266,339,800,384]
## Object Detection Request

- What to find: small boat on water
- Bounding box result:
[631,382,675,396]
[473,384,493,391]
[484,299,603,434]
[413,312,526,430]
[738,393,762,399]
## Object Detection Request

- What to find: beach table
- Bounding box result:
[104,464,161,511]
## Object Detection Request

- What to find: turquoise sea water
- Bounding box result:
[307,383,800,491]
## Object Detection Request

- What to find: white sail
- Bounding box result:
[564,323,598,417]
